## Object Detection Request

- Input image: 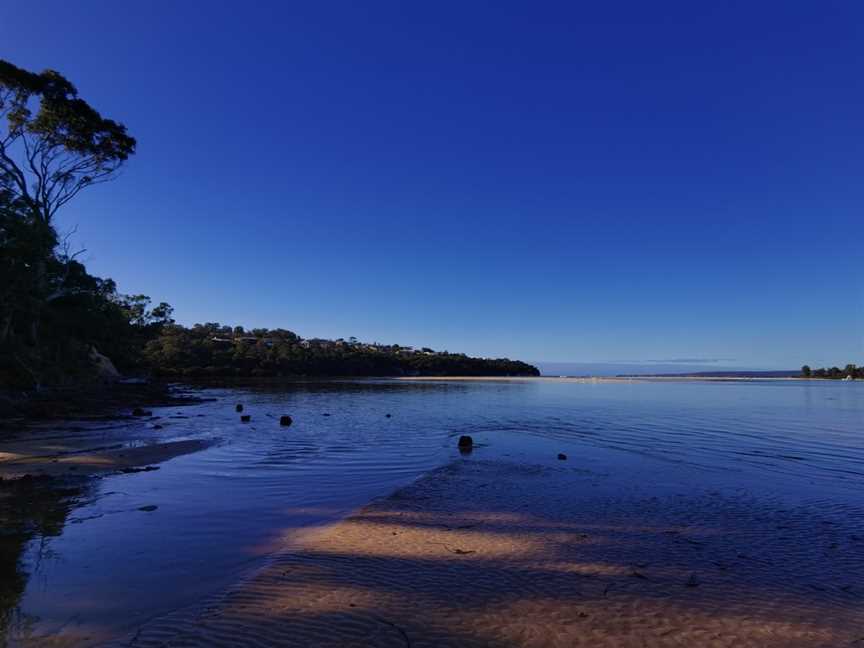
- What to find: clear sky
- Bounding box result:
[4,1,862,370]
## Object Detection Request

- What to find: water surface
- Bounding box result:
[3,378,863,645]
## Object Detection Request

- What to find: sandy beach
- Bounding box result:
[100,458,864,648]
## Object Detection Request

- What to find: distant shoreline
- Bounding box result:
[396,375,840,383]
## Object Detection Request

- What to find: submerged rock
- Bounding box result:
[235,404,244,412]
[138,505,158,512]
[558,453,567,460]
[131,407,152,417]
[280,415,293,427]
[241,415,251,423]
[458,435,474,449]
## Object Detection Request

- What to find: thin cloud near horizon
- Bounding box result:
[642,358,737,364]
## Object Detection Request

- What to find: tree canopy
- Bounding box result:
[802,364,861,379]
[0,59,135,225]
[1,60,144,389]
[144,325,539,379]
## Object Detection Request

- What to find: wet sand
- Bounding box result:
[0,438,216,479]
[103,459,864,648]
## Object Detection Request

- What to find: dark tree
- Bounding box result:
[0,60,144,388]
[0,59,135,226]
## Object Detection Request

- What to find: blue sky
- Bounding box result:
[4,1,863,370]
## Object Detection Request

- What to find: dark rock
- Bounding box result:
[235,404,244,413]
[241,415,251,423]
[153,424,163,430]
[322,413,331,416]
[385,413,392,418]
[138,505,158,512]
[557,453,567,460]
[458,435,474,449]
[131,407,152,417]
[279,415,293,427]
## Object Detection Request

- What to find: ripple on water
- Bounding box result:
[3,378,863,645]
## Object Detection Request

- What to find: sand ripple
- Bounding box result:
[103,460,864,647]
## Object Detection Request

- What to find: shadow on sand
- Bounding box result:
[99,459,864,647]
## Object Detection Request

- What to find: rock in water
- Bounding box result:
[241,415,251,423]
[385,413,392,418]
[132,407,152,417]
[280,415,293,427]
[558,453,567,460]
[458,435,474,449]
[235,404,244,413]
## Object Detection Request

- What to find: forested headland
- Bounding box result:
[0,59,537,394]
[145,325,538,378]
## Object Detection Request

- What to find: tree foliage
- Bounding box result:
[0,59,135,225]
[802,364,861,379]
[0,60,150,389]
[144,325,540,378]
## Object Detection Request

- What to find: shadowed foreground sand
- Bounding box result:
[101,459,864,647]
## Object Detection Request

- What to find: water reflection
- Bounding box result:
[0,477,93,647]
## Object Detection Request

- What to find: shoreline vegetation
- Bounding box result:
[800,364,861,380]
[144,325,539,380]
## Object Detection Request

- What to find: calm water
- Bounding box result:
[4,378,864,645]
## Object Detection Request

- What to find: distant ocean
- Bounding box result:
[534,362,794,377]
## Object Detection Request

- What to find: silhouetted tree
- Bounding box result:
[0,59,145,388]
[0,59,135,226]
